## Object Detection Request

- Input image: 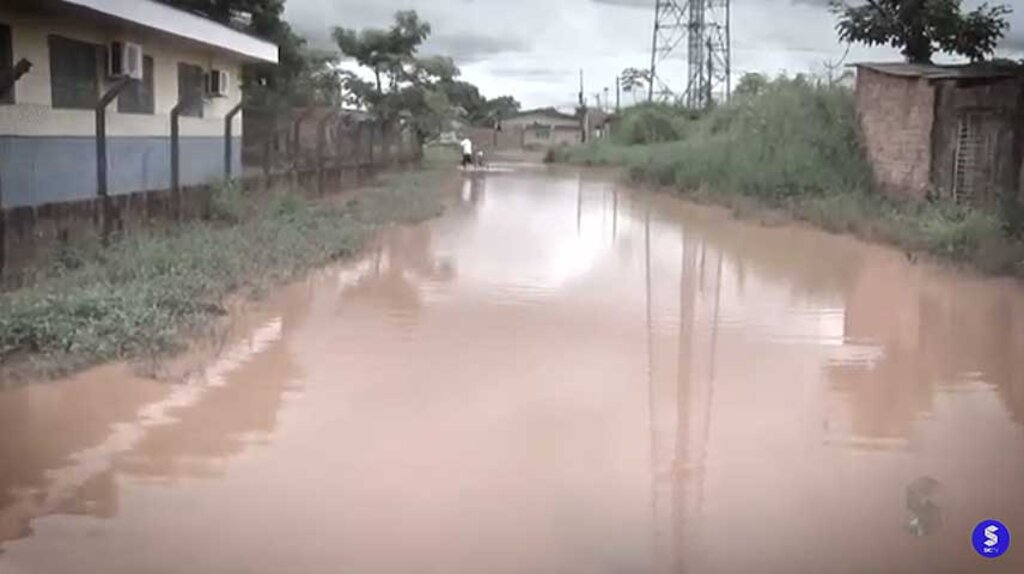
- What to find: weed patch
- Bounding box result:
[0,170,447,380]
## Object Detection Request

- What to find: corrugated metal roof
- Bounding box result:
[853,61,1024,81]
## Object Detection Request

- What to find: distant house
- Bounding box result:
[0,0,278,208]
[502,107,582,147]
[854,62,1024,207]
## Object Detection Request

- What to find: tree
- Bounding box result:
[830,0,1011,64]
[734,72,768,97]
[333,11,462,142]
[332,10,431,95]
[332,11,518,138]
[620,67,651,104]
[480,96,520,127]
[440,82,520,126]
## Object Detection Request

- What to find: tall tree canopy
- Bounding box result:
[734,72,769,97]
[620,67,651,104]
[830,0,1012,64]
[333,11,519,137]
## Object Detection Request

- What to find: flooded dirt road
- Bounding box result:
[1,166,1023,573]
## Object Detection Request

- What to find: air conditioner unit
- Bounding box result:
[108,41,144,80]
[206,69,230,98]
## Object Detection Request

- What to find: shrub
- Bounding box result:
[614,103,693,145]
[207,179,247,224]
[566,78,872,201]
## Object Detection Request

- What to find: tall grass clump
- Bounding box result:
[614,103,694,144]
[636,78,870,201]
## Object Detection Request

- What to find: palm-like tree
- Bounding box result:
[620,67,651,104]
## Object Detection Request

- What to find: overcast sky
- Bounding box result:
[283,0,1024,110]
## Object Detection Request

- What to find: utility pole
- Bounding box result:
[578,69,585,109]
[579,69,587,143]
[615,76,621,112]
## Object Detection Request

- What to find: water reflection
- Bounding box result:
[828,251,1024,441]
[0,287,308,550]
[337,224,457,318]
[1,167,1022,573]
[627,184,1024,572]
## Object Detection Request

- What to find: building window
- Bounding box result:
[0,23,13,104]
[532,124,552,139]
[49,35,101,109]
[177,62,204,118]
[118,55,154,114]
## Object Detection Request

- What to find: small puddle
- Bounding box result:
[1,167,1022,573]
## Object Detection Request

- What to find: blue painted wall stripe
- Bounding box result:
[0,136,242,208]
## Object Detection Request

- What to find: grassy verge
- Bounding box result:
[0,168,448,381]
[551,79,1024,277]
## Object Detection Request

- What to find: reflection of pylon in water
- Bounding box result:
[645,221,723,572]
[648,0,731,108]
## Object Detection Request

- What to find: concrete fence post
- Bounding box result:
[224,102,244,181]
[96,77,130,243]
[0,57,32,278]
[317,109,341,196]
[291,108,315,191]
[170,95,199,222]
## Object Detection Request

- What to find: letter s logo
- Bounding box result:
[973,519,1011,559]
[984,525,999,548]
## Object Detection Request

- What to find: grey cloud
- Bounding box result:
[486,66,575,81]
[589,0,650,8]
[424,33,530,64]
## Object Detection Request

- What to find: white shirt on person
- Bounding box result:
[460,139,473,155]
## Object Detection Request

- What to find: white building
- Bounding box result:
[0,0,278,207]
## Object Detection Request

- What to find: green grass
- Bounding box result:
[0,170,447,381]
[552,78,1024,277]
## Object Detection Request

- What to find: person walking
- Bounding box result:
[460,136,473,170]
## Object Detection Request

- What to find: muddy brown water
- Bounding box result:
[1,167,1023,573]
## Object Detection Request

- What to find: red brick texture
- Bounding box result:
[855,68,935,201]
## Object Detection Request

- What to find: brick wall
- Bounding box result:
[466,126,526,151]
[855,68,935,200]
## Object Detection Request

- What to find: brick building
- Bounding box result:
[854,62,1024,207]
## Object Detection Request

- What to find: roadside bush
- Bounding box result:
[567,78,871,200]
[207,179,248,224]
[614,103,693,145]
